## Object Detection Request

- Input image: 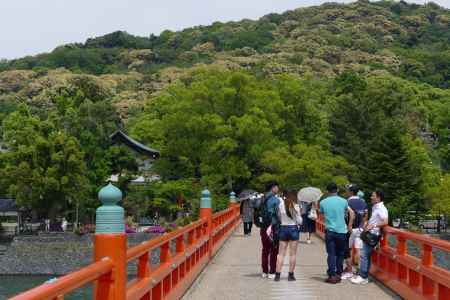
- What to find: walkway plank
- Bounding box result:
[183,224,401,300]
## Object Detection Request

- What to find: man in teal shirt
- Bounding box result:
[320,182,354,284]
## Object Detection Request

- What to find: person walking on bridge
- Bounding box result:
[259,181,281,279]
[320,182,354,284]
[299,201,317,244]
[240,197,254,236]
[274,189,302,281]
[351,190,388,285]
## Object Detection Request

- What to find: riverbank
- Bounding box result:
[0,232,161,275]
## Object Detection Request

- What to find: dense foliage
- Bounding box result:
[127,67,449,219]
[1,1,450,88]
[0,1,449,223]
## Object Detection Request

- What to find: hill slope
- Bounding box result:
[1,0,449,121]
[1,0,450,87]
[0,1,449,220]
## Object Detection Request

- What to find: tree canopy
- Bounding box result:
[1,1,449,222]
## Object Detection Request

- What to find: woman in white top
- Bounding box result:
[274,189,302,282]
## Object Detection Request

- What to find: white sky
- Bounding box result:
[0,0,449,60]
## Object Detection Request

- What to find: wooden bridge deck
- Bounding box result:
[183,224,401,300]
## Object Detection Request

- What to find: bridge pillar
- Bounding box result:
[200,189,213,258]
[94,183,126,300]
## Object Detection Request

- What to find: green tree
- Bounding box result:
[256,144,353,190]
[427,175,450,216]
[362,126,433,218]
[147,179,201,216]
[106,145,139,195]
[130,68,285,193]
[46,81,122,209]
[329,72,439,217]
[273,74,328,146]
[1,108,88,218]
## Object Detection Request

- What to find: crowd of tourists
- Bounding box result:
[239,181,388,284]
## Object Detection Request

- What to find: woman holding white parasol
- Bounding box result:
[298,187,322,244]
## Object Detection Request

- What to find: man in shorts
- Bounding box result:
[342,184,368,280]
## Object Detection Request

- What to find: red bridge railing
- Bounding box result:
[316,215,450,300]
[10,202,241,300]
[8,259,115,300]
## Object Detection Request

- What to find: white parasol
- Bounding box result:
[297,187,323,203]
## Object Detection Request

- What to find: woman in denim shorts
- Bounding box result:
[274,189,302,282]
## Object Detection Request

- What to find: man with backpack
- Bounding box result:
[341,184,368,280]
[255,181,280,279]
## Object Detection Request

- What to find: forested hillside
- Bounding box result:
[2,0,450,87]
[0,0,449,222]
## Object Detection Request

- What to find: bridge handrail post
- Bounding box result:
[200,188,213,258]
[396,235,407,255]
[229,191,238,223]
[422,243,433,267]
[94,183,126,300]
[421,243,435,296]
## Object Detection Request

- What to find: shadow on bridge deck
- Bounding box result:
[183,224,401,300]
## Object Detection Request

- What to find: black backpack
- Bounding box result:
[254,195,272,228]
[353,209,366,228]
[351,198,367,228]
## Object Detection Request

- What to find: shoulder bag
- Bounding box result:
[360,230,381,247]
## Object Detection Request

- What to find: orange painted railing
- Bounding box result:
[316,214,450,300]
[372,227,450,300]
[10,204,241,300]
[315,214,326,240]
[8,259,115,300]
[211,206,240,255]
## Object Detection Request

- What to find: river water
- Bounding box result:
[0,276,92,299]
[2,233,449,299]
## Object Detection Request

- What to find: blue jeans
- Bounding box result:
[359,242,374,279]
[325,230,347,277]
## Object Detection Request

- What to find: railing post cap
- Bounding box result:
[229,191,237,203]
[98,182,123,205]
[96,182,125,234]
[202,188,210,197]
[200,188,211,209]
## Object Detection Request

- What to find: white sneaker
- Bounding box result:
[350,275,369,285]
[341,272,354,280]
[306,239,312,244]
[268,273,276,279]
[262,273,268,279]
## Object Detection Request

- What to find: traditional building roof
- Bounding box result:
[110,130,160,159]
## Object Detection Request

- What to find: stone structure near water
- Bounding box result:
[0,232,162,275]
